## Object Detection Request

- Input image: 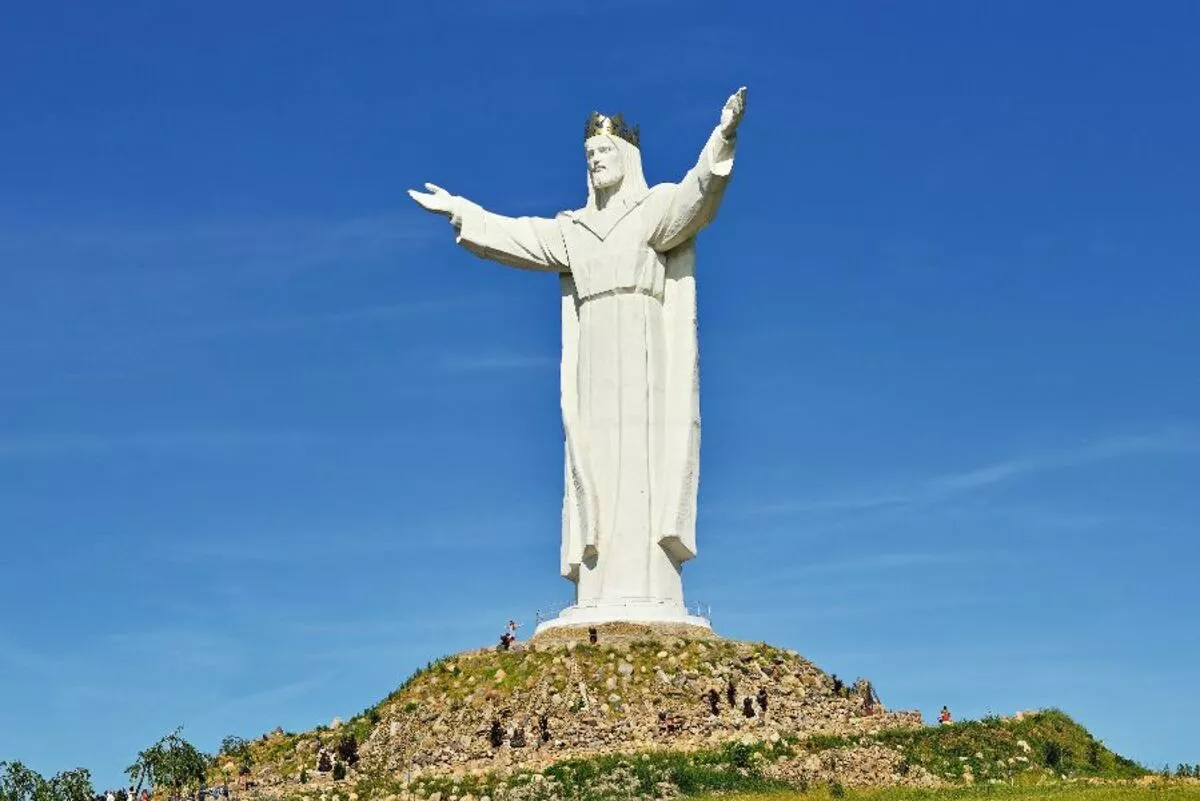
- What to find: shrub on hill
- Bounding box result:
[803,710,1146,783]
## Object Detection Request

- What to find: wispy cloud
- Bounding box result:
[157,510,546,565]
[714,589,1006,626]
[709,549,1004,595]
[0,211,438,280]
[784,550,1001,577]
[0,210,453,367]
[0,429,331,460]
[0,635,61,675]
[733,428,1200,521]
[104,628,245,677]
[437,352,557,373]
[184,297,496,340]
[198,676,331,724]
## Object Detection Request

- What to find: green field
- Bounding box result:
[718,784,1200,801]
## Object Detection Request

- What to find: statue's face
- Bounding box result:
[586,135,624,190]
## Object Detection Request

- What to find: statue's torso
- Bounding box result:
[558,196,667,301]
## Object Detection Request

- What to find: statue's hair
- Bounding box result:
[584,134,650,211]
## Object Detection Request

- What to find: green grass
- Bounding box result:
[263,709,1171,801]
[801,711,1145,784]
[714,784,1200,801]
[223,641,1154,801]
[253,704,1153,800]
[315,737,801,801]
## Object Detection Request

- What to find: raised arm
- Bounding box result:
[409,183,569,273]
[648,87,746,253]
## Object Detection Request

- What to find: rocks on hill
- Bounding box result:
[355,624,920,778]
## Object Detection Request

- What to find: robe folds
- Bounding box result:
[452,131,734,606]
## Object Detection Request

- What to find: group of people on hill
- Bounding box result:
[496,621,954,728]
[499,619,520,650]
[96,790,151,801]
[96,786,230,801]
[488,713,552,748]
[703,681,769,718]
[829,674,883,716]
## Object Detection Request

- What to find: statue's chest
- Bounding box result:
[561,212,665,301]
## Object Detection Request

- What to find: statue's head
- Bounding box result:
[586,134,625,191]
[582,112,648,208]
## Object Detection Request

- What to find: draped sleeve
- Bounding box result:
[452,198,571,272]
[647,129,736,253]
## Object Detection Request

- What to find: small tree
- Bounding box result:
[0,762,44,801]
[126,728,209,801]
[45,769,94,801]
[1,763,93,801]
[217,736,252,777]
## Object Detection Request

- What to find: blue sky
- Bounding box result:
[2,0,1198,786]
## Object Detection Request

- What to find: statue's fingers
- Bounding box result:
[425,182,446,194]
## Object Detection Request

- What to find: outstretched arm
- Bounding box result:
[409,183,569,273]
[649,87,746,252]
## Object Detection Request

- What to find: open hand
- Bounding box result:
[718,87,747,140]
[407,182,456,217]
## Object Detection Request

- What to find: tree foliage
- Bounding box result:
[0,762,93,801]
[43,770,93,801]
[125,728,209,799]
[217,737,247,759]
[216,737,252,777]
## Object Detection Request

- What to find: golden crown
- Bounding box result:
[584,111,640,148]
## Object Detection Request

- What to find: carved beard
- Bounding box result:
[584,136,648,212]
[590,167,623,191]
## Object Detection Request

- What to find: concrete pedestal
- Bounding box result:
[534,597,711,635]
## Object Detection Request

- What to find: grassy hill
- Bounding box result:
[211,627,1152,801]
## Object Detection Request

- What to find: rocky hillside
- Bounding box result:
[218,624,1144,800]
[359,624,919,778]
[223,623,920,793]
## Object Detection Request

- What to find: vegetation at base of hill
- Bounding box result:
[8,704,1189,801]
[290,738,799,801]
[714,784,1200,801]
[259,708,1144,799]
[801,710,1146,784]
[0,762,93,801]
[195,646,1164,799]
[126,728,209,799]
[272,729,1180,801]
[262,710,1151,801]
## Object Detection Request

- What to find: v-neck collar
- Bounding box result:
[563,191,651,241]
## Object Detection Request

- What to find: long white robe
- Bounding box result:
[451,130,735,607]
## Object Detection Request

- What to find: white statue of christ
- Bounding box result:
[409,87,746,629]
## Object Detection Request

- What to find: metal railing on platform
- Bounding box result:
[532,599,712,625]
